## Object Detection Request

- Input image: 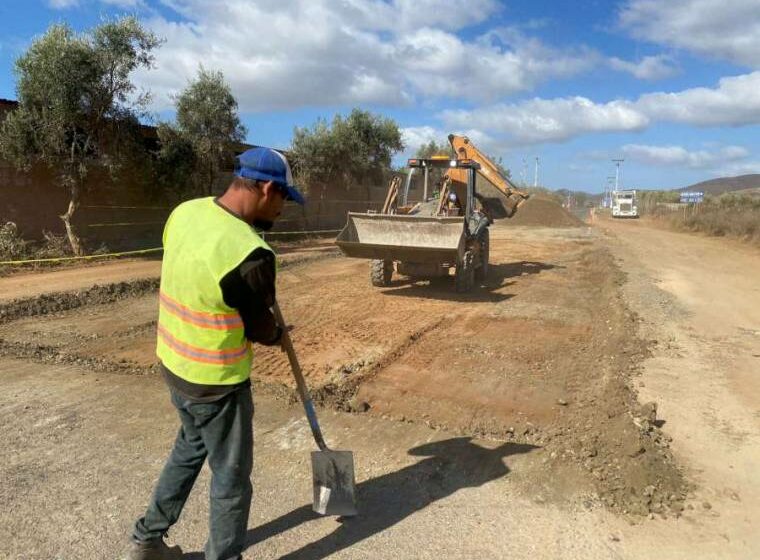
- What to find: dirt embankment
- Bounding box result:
[0,225,688,518]
[507,196,585,227]
[0,279,159,325]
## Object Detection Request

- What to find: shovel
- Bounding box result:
[272,302,357,517]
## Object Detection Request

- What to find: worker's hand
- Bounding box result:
[259,325,289,347]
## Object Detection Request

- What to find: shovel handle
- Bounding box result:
[272,302,328,451]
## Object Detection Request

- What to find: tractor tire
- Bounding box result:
[370,259,393,287]
[455,250,475,293]
[475,228,490,281]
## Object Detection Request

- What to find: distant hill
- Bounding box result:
[678,174,760,195]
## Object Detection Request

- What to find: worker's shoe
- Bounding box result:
[125,537,183,560]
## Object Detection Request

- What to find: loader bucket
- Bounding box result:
[335,213,465,264]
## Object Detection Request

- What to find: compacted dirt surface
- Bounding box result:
[1,206,759,559]
[597,215,760,556]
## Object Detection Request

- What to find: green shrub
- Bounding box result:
[0,222,27,260]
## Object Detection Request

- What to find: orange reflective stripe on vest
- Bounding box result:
[157,326,249,365]
[156,197,275,385]
[159,291,244,330]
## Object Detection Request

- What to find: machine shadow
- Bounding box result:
[241,437,537,560]
[484,261,561,283]
[379,260,560,303]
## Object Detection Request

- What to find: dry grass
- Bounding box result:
[0,223,80,275]
[673,208,760,243]
[653,193,760,244]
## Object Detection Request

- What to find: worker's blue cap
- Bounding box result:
[234,147,305,205]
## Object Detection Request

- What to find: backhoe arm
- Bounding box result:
[446,134,528,217]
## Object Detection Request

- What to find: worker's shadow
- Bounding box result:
[244,437,536,559]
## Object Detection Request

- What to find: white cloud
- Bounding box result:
[621,144,749,168]
[102,0,144,6]
[48,0,143,7]
[441,71,760,144]
[619,0,760,68]
[715,160,760,176]
[398,26,587,101]
[401,126,444,152]
[133,1,597,111]
[608,54,679,80]
[399,126,498,159]
[638,71,760,126]
[441,97,648,144]
[48,0,79,7]
[346,0,501,33]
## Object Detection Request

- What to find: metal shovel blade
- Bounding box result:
[311,449,357,517]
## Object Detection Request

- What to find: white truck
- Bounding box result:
[612,190,638,218]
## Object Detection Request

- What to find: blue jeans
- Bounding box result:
[133,387,253,560]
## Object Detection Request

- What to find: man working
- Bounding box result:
[127,147,305,560]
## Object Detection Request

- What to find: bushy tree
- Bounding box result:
[170,67,246,196]
[0,17,160,255]
[290,108,404,193]
[415,140,455,159]
[408,140,456,191]
[153,122,198,201]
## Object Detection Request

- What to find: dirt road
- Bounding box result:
[599,217,760,556]
[1,216,759,558]
[0,358,626,560]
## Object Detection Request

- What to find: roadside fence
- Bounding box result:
[1,197,389,267]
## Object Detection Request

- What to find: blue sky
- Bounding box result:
[2,0,759,192]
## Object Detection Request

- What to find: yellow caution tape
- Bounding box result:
[0,247,163,266]
[0,229,340,266]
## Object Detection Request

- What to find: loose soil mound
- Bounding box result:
[507,196,585,227]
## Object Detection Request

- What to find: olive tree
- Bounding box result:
[0,17,160,255]
[290,108,404,194]
[171,68,246,196]
[408,140,456,190]
[153,122,198,201]
[415,139,455,159]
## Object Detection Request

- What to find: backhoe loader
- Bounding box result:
[335,135,528,292]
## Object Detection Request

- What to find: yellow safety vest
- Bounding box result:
[156,197,274,385]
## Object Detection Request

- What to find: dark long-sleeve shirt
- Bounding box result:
[162,201,280,402]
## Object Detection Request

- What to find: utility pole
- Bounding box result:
[534,157,539,187]
[521,157,527,187]
[612,159,624,191]
[606,176,615,208]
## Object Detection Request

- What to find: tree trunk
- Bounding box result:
[60,184,84,256]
